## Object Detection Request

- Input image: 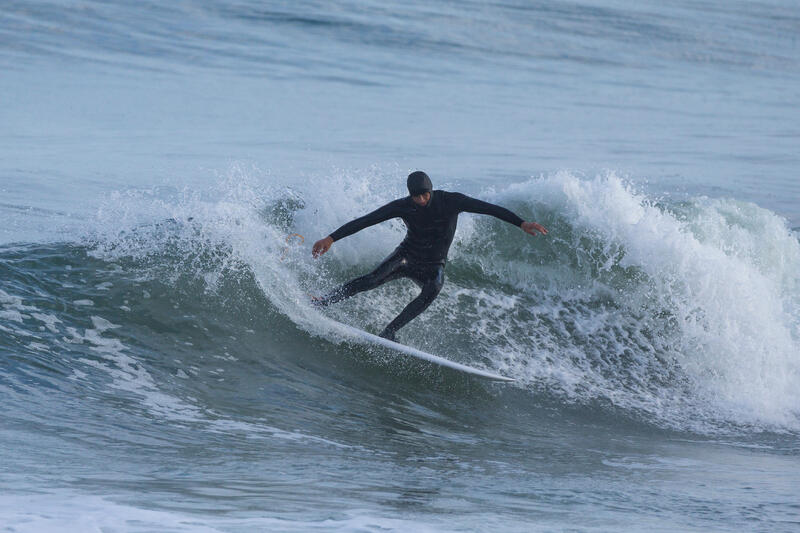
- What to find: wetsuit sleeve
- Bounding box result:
[453,193,525,227]
[328,199,404,242]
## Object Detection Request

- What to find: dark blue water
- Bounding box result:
[1,1,799,531]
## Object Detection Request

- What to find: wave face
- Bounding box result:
[4,169,798,437]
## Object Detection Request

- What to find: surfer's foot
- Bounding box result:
[309,294,327,308]
[378,328,396,342]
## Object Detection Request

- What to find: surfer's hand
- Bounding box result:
[521,221,548,236]
[312,236,334,258]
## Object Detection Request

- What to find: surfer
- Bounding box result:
[311,171,547,341]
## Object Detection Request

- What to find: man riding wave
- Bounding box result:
[312,171,547,342]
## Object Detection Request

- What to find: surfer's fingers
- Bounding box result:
[311,239,329,257]
[524,222,547,236]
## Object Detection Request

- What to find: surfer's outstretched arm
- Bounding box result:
[312,199,404,258]
[454,193,548,236]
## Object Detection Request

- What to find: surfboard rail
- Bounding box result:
[332,321,515,382]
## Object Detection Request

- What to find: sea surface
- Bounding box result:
[1,1,799,531]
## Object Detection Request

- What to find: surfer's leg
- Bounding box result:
[314,252,406,307]
[379,266,444,341]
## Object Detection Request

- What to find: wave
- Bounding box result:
[2,167,799,434]
[3,1,796,77]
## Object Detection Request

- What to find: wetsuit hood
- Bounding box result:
[407,171,433,196]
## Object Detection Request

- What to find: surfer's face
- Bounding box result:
[412,192,431,207]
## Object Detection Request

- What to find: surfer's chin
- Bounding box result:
[411,191,431,207]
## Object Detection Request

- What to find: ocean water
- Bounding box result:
[1,1,799,531]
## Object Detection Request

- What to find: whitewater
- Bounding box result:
[2,1,799,531]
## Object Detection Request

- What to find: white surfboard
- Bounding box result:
[333,321,515,382]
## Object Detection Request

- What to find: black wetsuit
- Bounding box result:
[318,190,524,340]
